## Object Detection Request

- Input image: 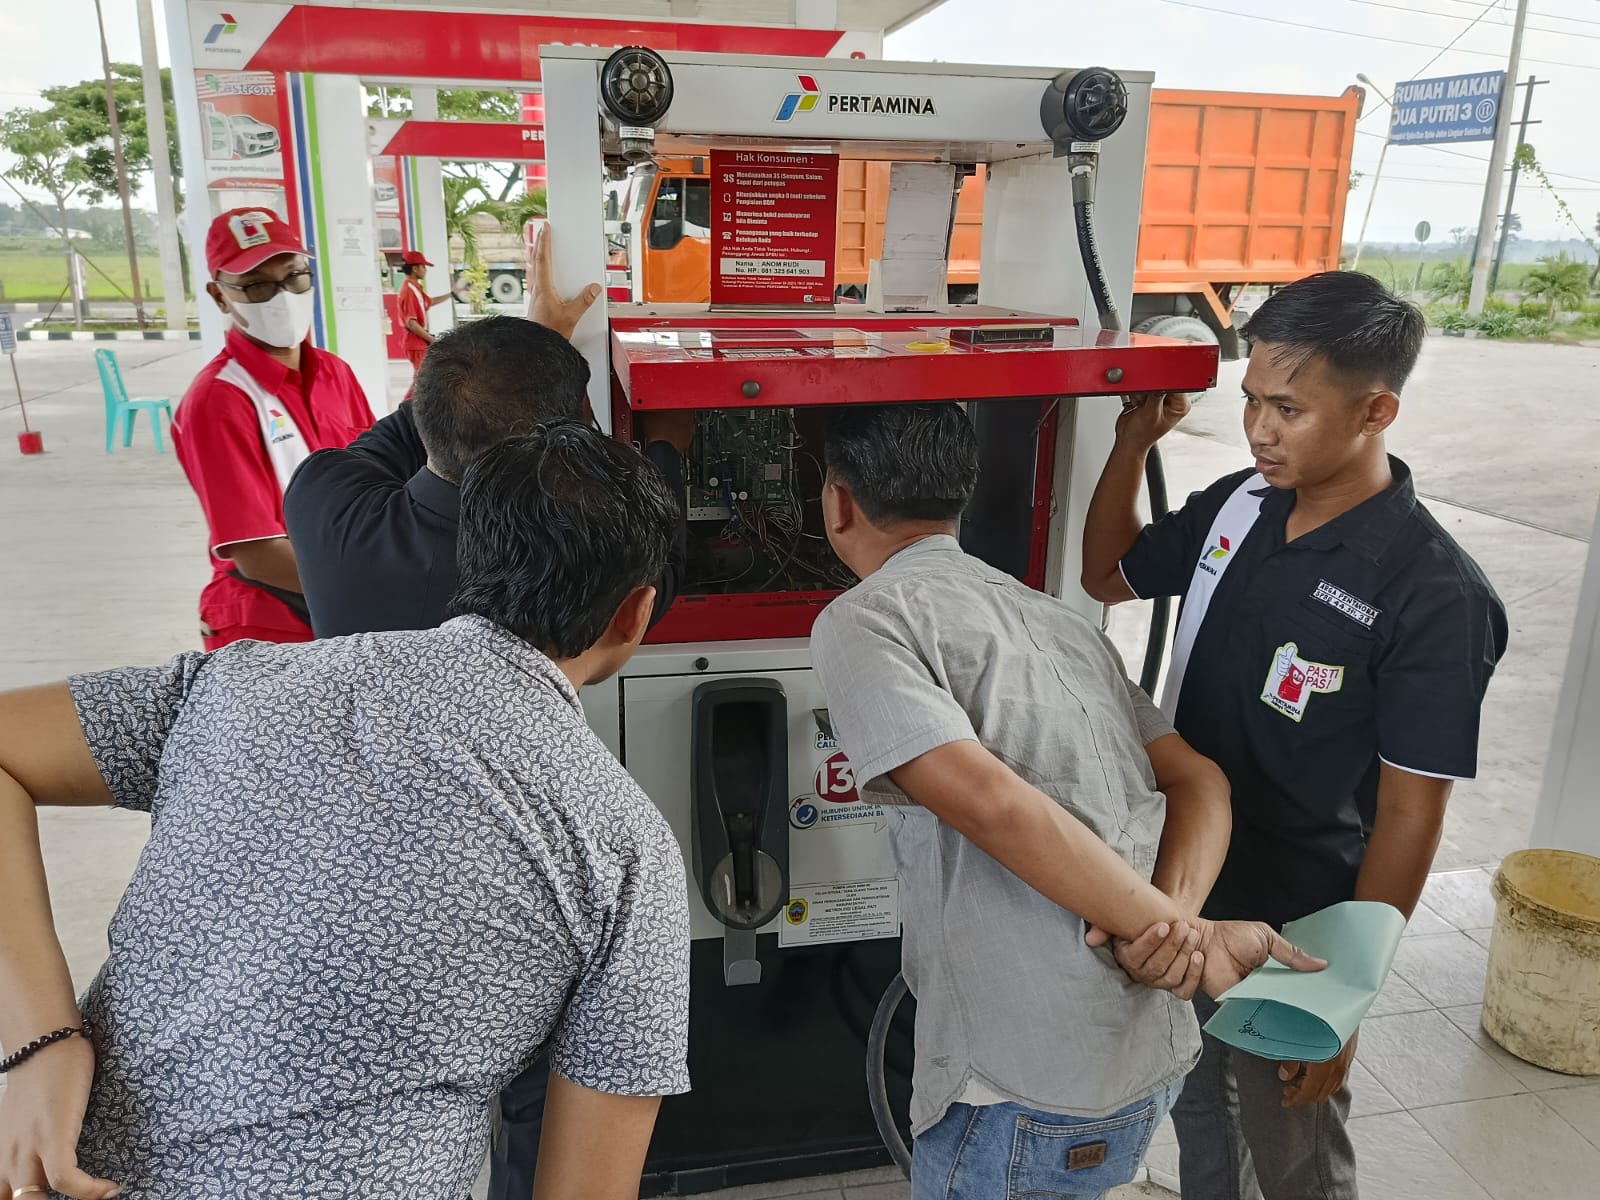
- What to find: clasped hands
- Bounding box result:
[1085,917,1345,1108]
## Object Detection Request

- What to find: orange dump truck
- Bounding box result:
[616,86,1362,359]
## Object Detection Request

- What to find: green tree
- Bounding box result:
[1592,213,1600,290]
[494,186,547,234]
[443,175,499,267]
[1428,260,1472,307]
[368,86,527,200]
[39,65,183,209]
[0,106,88,313]
[1521,253,1590,318]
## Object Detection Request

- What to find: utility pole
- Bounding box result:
[1350,72,1392,270]
[1489,74,1545,294]
[1468,0,1529,315]
[137,0,187,331]
[92,0,148,328]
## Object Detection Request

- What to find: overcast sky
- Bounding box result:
[4,0,1596,247]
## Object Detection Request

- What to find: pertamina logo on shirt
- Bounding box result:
[1259,640,1344,723]
[266,407,298,446]
[1197,535,1232,577]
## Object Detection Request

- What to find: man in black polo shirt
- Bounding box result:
[282,244,690,1200]
[285,232,689,640]
[1081,271,1507,1200]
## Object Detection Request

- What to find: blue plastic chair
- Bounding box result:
[95,349,174,454]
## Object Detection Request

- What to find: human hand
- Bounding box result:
[637,411,697,456]
[1280,1029,1359,1108]
[526,223,602,340]
[0,1036,119,1199]
[1085,920,1205,1000]
[1114,392,1190,449]
[1194,918,1327,999]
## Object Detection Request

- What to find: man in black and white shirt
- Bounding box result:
[1082,272,1507,1200]
[0,425,689,1200]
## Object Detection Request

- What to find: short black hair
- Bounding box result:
[412,315,590,480]
[1243,271,1426,392]
[451,423,677,659]
[823,403,979,525]
[400,262,422,277]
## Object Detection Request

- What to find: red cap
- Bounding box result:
[206,208,312,276]
[401,250,433,267]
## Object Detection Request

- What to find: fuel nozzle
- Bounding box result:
[599,46,674,164]
[1040,66,1129,157]
[1040,68,1130,331]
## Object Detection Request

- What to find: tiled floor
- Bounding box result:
[1136,866,1600,1200]
[737,866,1600,1200]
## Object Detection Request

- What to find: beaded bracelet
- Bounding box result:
[0,1025,88,1074]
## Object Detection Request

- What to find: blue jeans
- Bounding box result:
[912,1083,1179,1200]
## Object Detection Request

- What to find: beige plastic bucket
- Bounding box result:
[1482,849,1600,1076]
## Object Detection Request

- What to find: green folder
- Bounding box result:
[1202,900,1407,1063]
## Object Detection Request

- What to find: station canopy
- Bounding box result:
[223,0,948,35]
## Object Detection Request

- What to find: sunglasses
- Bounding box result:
[216,270,315,304]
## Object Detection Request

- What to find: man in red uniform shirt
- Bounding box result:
[173,208,375,651]
[397,250,451,373]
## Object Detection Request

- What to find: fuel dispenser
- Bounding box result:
[540,46,1218,1192]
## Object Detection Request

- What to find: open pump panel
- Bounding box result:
[543,45,1222,1187]
[609,309,1222,642]
[549,41,1224,960]
[572,48,1222,645]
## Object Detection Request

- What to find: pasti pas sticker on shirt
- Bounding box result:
[1260,641,1344,723]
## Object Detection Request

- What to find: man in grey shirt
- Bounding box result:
[810,403,1323,1200]
[0,425,689,1200]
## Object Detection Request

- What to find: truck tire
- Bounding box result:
[1132,314,1171,335]
[1145,315,1219,346]
[490,272,524,304]
[1143,316,1218,399]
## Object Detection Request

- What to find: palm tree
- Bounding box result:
[493,186,548,237]
[442,175,498,266]
[1428,260,1472,307]
[1521,253,1591,319]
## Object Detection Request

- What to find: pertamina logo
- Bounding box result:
[1197,535,1232,577]
[204,12,239,44]
[266,408,294,445]
[774,74,937,122]
[775,75,821,122]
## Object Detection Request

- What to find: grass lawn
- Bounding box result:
[0,241,181,304]
[1349,255,1542,295]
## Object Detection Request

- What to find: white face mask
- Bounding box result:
[230,287,316,349]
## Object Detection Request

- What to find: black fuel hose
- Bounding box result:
[865,162,1175,1183]
[866,972,913,1177]
[1138,446,1171,695]
[1070,192,1173,694]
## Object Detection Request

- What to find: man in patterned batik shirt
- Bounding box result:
[0,424,689,1200]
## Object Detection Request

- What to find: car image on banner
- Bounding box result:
[229,113,281,157]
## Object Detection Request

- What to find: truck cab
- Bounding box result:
[618,158,712,304]
[618,157,982,306]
